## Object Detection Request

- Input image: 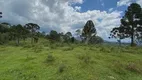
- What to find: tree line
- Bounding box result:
[0,20,103,45]
[1,3,142,46]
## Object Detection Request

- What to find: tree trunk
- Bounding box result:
[131,35,135,46]
[131,26,135,46]
[16,37,20,45]
[85,36,90,44]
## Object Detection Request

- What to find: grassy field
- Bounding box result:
[0,41,142,80]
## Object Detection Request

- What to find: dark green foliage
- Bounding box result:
[0,33,9,44]
[46,54,55,63]
[82,20,97,44]
[0,23,10,44]
[22,43,34,49]
[10,24,27,45]
[89,36,104,44]
[71,37,75,43]
[110,3,142,46]
[48,30,60,41]
[0,23,9,33]
[24,23,40,44]
[63,32,72,43]
[58,64,66,73]
[50,44,57,49]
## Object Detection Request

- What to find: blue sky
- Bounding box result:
[72,0,137,14]
[73,0,118,12]
[0,0,142,42]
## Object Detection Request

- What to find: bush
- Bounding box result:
[32,44,43,53]
[46,54,55,63]
[0,33,9,45]
[100,47,110,53]
[50,44,57,49]
[23,44,33,48]
[58,64,66,73]
[126,62,142,74]
[77,53,92,64]
[62,46,74,51]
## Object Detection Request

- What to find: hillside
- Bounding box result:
[0,43,142,80]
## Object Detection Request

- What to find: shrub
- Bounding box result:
[50,44,57,49]
[100,47,110,53]
[58,64,66,73]
[126,62,142,74]
[46,54,55,63]
[23,44,33,48]
[62,46,74,51]
[0,33,9,45]
[32,45,43,53]
[77,53,92,64]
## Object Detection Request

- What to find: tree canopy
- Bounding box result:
[110,3,142,46]
[82,20,97,44]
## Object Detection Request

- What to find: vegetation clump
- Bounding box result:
[58,64,66,73]
[46,54,55,63]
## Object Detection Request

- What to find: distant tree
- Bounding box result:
[24,23,40,44]
[0,23,10,44]
[10,24,25,45]
[0,23,9,33]
[65,32,72,38]
[89,36,104,44]
[49,30,60,41]
[0,33,9,44]
[82,20,97,44]
[21,26,30,42]
[58,32,64,42]
[71,37,75,43]
[41,31,46,37]
[64,32,72,43]
[76,29,83,41]
[110,3,142,46]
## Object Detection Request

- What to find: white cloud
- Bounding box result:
[137,0,142,6]
[0,0,122,40]
[109,8,113,12]
[117,0,132,7]
[74,6,81,11]
[117,0,142,7]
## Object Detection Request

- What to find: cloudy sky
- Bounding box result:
[0,0,142,41]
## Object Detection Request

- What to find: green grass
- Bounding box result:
[0,42,142,80]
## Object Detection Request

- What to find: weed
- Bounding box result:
[23,44,33,48]
[100,47,110,53]
[77,53,92,64]
[50,44,57,49]
[126,62,142,74]
[58,64,66,73]
[46,54,55,63]
[111,61,127,75]
[32,45,43,53]
[62,46,74,51]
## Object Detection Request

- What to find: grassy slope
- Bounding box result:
[0,43,142,80]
